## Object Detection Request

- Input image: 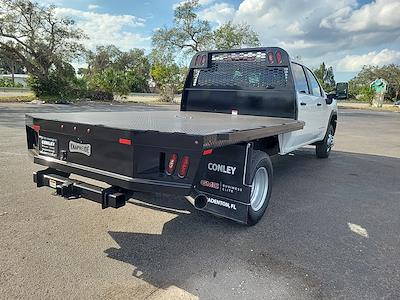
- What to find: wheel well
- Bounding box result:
[253,136,279,156]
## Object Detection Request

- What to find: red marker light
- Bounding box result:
[195,55,201,65]
[200,54,207,65]
[166,153,178,175]
[119,138,132,145]
[267,51,274,64]
[178,155,190,178]
[275,50,283,64]
[202,149,213,156]
[32,124,40,133]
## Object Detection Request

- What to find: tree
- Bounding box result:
[85,45,121,75]
[0,47,26,83]
[149,50,186,102]
[0,0,85,96]
[88,67,131,97]
[152,0,260,57]
[152,0,212,55]
[84,46,150,93]
[349,65,400,101]
[314,62,336,92]
[213,21,260,50]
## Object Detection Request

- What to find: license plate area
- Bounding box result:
[39,136,58,157]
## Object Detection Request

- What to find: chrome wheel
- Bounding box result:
[326,132,334,152]
[250,167,269,211]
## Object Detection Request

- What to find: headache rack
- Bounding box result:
[181,47,297,119]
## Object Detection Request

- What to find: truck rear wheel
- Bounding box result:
[315,124,334,158]
[247,150,273,225]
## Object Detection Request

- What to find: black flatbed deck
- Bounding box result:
[28,111,304,148]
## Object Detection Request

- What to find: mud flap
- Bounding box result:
[192,143,253,223]
[195,191,249,224]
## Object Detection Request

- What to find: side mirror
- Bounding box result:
[326,92,336,104]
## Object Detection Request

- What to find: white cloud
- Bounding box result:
[36,0,63,5]
[198,0,400,74]
[199,3,235,25]
[286,22,305,35]
[320,0,400,32]
[87,4,100,10]
[337,49,400,71]
[55,8,150,51]
[173,0,215,9]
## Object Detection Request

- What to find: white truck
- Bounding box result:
[26,47,337,225]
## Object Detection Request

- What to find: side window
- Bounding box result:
[291,63,309,94]
[305,68,322,96]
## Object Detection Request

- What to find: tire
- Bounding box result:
[247,150,273,226]
[315,124,335,158]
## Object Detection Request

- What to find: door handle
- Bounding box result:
[317,103,322,106]
[300,102,306,106]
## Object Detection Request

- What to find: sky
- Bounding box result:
[37,0,400,82]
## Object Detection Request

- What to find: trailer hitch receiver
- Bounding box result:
[56,181,74,198]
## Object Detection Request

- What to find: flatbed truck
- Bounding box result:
[26,47,337,225]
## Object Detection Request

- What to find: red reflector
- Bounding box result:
[275,50,282,64]
[166,153,178,175]
[178,155,190,178]
[267,51,274,64]
[195,55,201,65]
[32,124,40,132]
[119,138,132,145]
[200,54,207,65]
[202,149,213,156]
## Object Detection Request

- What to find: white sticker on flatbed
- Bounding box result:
[69,141,91,156]
[49,179,57,188]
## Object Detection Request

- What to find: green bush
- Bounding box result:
[356,85,376,104]
[28,62,86,100]
[0,78,24,88]
[87,68,130,97]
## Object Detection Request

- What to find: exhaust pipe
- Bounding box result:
[185,194,208,209]
[194,194,208,209]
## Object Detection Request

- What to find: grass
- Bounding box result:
[338,101,400,112]
[0,95,37,103]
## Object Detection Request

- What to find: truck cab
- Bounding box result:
[281,61,337,154]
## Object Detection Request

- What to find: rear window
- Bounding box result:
[192,53,289,90]
[305,68,322,96]
[291,63,309,94]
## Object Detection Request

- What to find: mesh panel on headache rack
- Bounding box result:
[193,51,289,89]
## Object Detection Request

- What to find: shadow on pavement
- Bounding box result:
[104,149,400,299]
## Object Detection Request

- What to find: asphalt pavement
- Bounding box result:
[0,103,399,299]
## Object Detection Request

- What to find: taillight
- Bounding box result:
[275,50,282,64]
[166,153,178,175]
[267,51,274,64]
[195,54,207,67]
[200,55,207,65]
[119,138,132,145]
[32,124,40,133]
[178,155,190,178]
[195,55,202,65]
[202,149,213,156]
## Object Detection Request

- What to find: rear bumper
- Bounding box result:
[33,153,192,196]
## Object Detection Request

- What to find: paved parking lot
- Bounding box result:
[0,103,399,299]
